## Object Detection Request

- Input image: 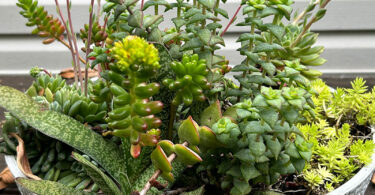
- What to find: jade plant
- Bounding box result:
[0,0,340,194]
[298,79,375,194]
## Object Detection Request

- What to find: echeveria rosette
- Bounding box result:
[163,54,211,106]
[111,36,160,79]
[212,117,241,148]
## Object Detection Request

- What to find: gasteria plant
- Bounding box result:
[0,0,335,194]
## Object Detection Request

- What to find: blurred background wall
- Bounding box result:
[0,0,374,78]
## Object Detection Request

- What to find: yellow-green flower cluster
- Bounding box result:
[111,36,160,72]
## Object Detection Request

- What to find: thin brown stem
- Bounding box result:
[66,0,84,92]
[168,104,177,140]
[220,4,242,37]
[290,0,331,48]
[54,0,78,88]
[84,0,95,96]
[292,0,319,25]
[58,39,87,64]
[139,142,189,195]
[42,69,52,77]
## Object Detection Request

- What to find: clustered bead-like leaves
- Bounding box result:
[163,54,211,106]
[111,36,160,74]
[17,0,65,44]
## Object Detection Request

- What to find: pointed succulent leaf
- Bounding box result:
[240,163,261,181]
[128,10,142,28]
[72,152,123,195]
[198,29,211,45]
[151,145,172,173]
[254,43,283,53]
[198,0,216,9]
[259,107,279,128]
[158,140,175,156]
[233,178,252,195]
[143,15,163,28]
[172,18,186,29]
[263,135,282,158]
[242,121,272,134]
[178,116,200,145]
[200,100,222,127]
[16,178,95,195]
[174,144,202,165]
[280,106,298,125]
[0,86,126,186]
[265,24,285,42]
[234,149,255,163]
[214,7,229,19]
[247,134,266,157]
[198,126,220,149]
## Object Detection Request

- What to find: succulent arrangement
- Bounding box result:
[298,78,375,194]
[3,0,373,195]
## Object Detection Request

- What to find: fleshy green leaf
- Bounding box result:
[151,145,172,173]
[181,185,205,195]
[72,152,123,195]
[0,86,126,187]
[178,116,200,145]
[200,100,222,127]
[16,178,95,195]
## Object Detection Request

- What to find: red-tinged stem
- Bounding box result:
[84,0,95,96]
[141,0,145,28]
[42,69,52,77]
[54,0,78,88]
[66,0,84,92]
[220,4,242,37]
[139,142,189,195]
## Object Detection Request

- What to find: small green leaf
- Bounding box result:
[151,145,172,173]
[178,116,200,145]
[259,61,276,76]
[172,17,186,29]
[143,15,163,28]
[263,135,281,158]
[233,178,252,195]
[234,149,255,163]
[181,38,203,51]
[197,29,211,45]
[240,163,261,181]
[200,100,222,127]
[259,108,278,128]
[174,144,202,165]
[248,134,266,157]
[198,126,220,149]
[128,10,142,28]
[163,32,179,43]
[242,121,272,134]
[214,7,229,19]
[254,43,283,53]
[198,0,216,9]
[265,24,285,42]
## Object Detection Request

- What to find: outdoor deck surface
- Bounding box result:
[0,74,375,195]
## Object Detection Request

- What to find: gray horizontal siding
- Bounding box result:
[0,0,374,75]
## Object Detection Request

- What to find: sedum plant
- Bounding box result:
[299,79,375,194]
[0,0,341,194]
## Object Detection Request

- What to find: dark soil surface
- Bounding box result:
[0,74,375,195]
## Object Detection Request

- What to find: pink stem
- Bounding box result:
[66,0,84,92]
[54,0,78,88]
[220,4,242,37]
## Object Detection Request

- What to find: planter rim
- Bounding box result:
[327,125,375,195]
